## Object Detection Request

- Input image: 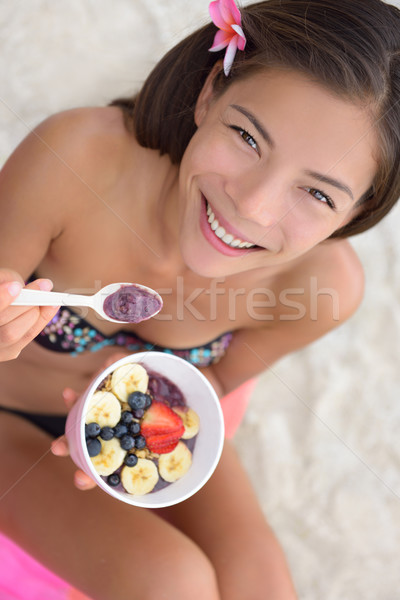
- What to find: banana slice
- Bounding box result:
[85,390,121,427]
[90,438,126,476]
[173,407,200,439]
[110,363,149,402]
[121,458,159,495]
[158,441,192,483]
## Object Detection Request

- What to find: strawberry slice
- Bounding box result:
[141,401,184,437]
[145,432,181,454]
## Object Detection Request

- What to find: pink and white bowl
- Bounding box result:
[65,351,224,508]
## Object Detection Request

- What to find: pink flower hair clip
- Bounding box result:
[208,0,247,76]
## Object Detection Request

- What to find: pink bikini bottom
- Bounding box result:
[0,379,256,599]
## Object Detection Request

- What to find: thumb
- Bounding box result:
[0,268,24,287]
[0,269,24,310]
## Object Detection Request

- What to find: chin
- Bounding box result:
[180,243,248,278]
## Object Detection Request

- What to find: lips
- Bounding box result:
[199,194,264,257]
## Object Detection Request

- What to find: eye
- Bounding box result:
[229,125,259,153]
[304,187,336,210]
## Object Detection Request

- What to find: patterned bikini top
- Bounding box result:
[34,305,233,367]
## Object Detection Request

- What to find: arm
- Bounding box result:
[0,107,119,360]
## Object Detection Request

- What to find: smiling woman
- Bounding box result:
[175,68,377,274]
[1,0,400,599]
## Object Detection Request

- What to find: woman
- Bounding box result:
[0,0,399,597]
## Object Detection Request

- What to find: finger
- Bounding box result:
[0,268,24,312]
[0,304,59,347]
[0,281,23,313]
[62,387,79,410]
[51,436,69,457]
[74,470,97,490]
[0,276,54,320]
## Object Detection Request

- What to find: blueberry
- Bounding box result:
[143,394,153,409]
[86,437,101,457]
[124,453,139,467]
[120,435,135,451]
[100,426,114,441]
[120,410,133,425]
[114,423,128,438]
[129,421,141,436]
[133,409,145,419]
[127,391,147,410]
[107,473,120,487]
[135,435,146,450]
[85,422,101,438]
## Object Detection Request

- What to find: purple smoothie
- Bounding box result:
[103,284,162,323]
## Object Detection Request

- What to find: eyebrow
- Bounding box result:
[304,171,354,202]
[230,103,354,202]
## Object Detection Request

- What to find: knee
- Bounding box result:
[141,543,219,600]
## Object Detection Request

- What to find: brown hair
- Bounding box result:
[111,0,400,238]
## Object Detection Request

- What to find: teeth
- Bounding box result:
[205,201,255,249]
[222,233,234,244]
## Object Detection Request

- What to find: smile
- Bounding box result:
[205,201,256,249]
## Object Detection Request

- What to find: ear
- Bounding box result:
[194,61,224,126]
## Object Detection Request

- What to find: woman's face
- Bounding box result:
[177,69,378,277]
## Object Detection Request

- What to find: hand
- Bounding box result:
[0,268,59,361]
[51,352,131,491]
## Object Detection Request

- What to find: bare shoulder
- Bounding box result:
[29,106,132,175]
[0,106,131,276]
[291,238,365,323]
[1,106,131,197]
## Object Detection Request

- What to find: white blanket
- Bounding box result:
[1,1,399,597]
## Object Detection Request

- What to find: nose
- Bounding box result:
[225,165,285,228]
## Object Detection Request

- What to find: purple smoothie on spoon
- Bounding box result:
[103,284,162,323]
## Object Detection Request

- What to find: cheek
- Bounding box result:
[186,127,239,175]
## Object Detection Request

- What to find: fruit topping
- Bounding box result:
[85,391,121,428]
[141,401,184,437]
[145,432,181,454]
[120,434,136,451]
[100,426,115,441]
[172,407,200,439]
[134,435,146,450]
[107,473,121,487]
[86,437,102,457]
[129,422,141,436]
[121,458,159,495]
[85,422,101,438]
[110,364,149,402]
[120,410,134,425]
[90,438,126,476]
[127,391,152,411]
[158,442,192,483]
[86,362,200,496]
[114,423,128,439]
[124,453,139,467]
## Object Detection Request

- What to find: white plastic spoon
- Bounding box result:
[11,282,163,324]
